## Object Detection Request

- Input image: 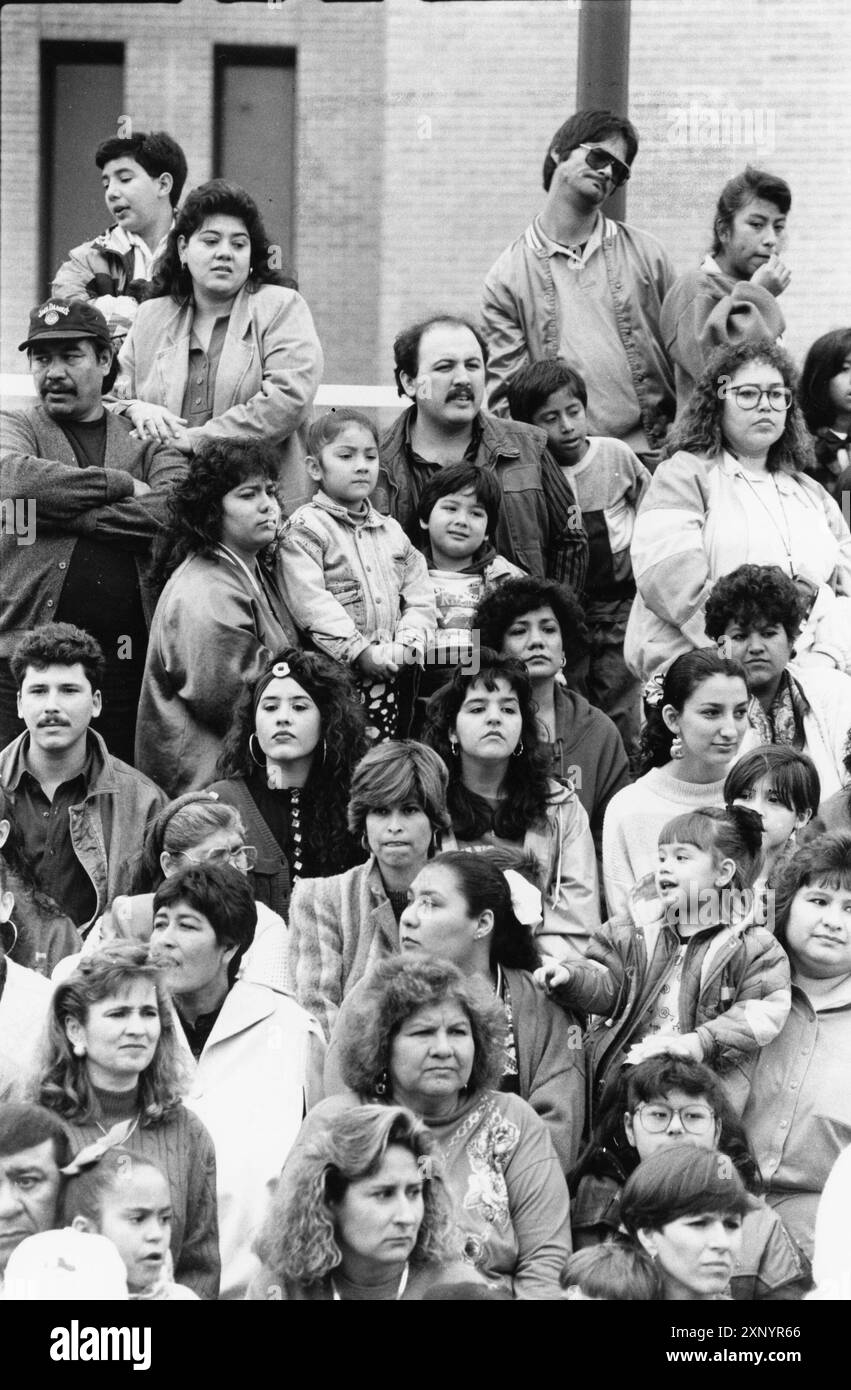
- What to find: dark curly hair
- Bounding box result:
[150,438,282,590]
[705,564,801,643]
[337,955,505,1100]
[665,339,815,473]
[10,622,104,692]
[392,315,488,398]
[473,576,589,660]
[423,651,553,841]
[799,327,851,433]
[639,649,748,773]
[771,832,851,955]
[568,1055,762,1198]
[216,649,369,876]
[0,785,71,970]
[149,179,295,301]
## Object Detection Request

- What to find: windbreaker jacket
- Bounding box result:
[552,874,791,1095]
[0,404,187,656]
[374,408,586,584]
[114,284,323,510]
[277,490,437,664]
[136,551,295,797]
[51,223,156,302]
[624,450,851,681]
[481,217,676,448]
[0,730,165,933]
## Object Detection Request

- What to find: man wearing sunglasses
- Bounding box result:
[482,109,676,467]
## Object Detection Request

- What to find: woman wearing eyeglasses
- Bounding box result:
[51,791,291,993]
[568,1055,811,1300]
[625,340,851,683]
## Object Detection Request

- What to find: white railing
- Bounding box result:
[0,374,409,410]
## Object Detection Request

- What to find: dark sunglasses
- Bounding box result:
[578,143,631,188]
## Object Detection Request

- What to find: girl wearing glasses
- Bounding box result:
[625,340,851,684]
[52,791,291,993]
[569,1056,811,1300]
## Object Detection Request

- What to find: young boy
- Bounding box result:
[51,130,188,349]
[414,461,526,709]
[508,361,650,760]
[560,1242,662,1300]
[278,409,437,739]
[62,1149,198,1300]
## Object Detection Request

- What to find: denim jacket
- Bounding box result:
[277,490,437,664]
[481,217,676,451]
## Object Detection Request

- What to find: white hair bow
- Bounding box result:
[503,870,543,928]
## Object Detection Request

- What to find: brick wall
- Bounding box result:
[2,0,849,381]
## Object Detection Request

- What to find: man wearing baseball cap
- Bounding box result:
[0,297,188,763]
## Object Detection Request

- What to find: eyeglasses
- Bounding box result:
[726,384,792,411]
[634,1103,716,1135]
[175,845,258,870]
[578,144,631,188]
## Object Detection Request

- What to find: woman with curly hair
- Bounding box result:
[602,649,749,916]
[323,846,586,1172]
[113,179,323,507]
[293,955,572,1299]
[423,651,599,959]
[248,1105,474,1300]
[37,941,220,1298]
[289,740,450,1038]
[208,648,368,919]
[568,1055,811,1300]
[624,339,851,683]
[474,577,631,851]
[135,439,296,797]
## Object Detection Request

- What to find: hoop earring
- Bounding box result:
[249,733,266,768]
[512,739,525,758]
[374,1070,390,1098]
[670,734,684,760]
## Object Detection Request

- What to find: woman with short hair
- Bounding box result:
[289,739,450,1038]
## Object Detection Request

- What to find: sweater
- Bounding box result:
[296,1090,571,1300]
[602,763,729,919]
[600,761,728,922]
[61,1092,221,1300]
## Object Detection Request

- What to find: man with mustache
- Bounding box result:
[0,623,164,933]
[480,110,675,467]
[375,315,588,589]
[0,298,188,761]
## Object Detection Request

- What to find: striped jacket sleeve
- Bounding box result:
[630,450,714,648]
[288,877,344,1041]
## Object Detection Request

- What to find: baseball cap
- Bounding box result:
[19,299,113,352]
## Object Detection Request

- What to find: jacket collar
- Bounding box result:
[0,728,120,797]
[309,490,384,528]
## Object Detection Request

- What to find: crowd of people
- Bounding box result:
[1,110,850,1302]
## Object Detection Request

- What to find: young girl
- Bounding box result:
[277,409,437,739]
[799,328,851,502]
[61,1147,199,1300]
[538,805,791,1103]
[62,1145,198,1295]
[560,1241,662,1301]
[724,745,820,895]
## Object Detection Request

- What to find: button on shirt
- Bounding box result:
[12,746,97,928]
[534,216,646,453]
[181,316,230,427]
